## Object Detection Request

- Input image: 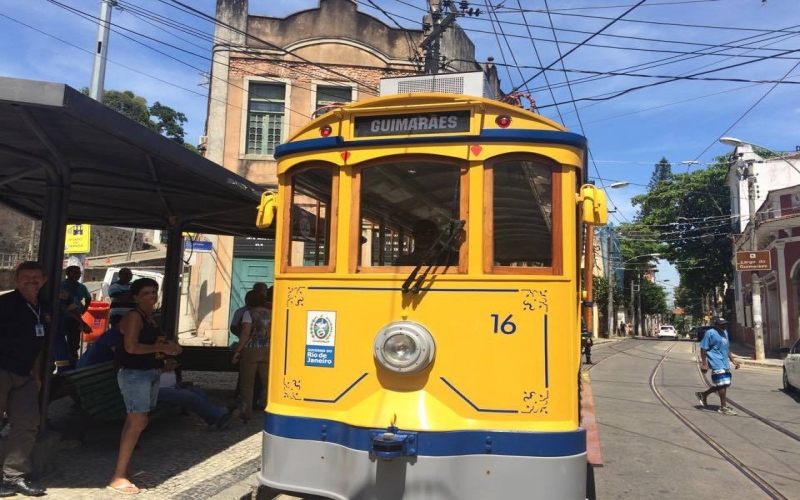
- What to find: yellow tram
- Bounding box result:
[255,92,607,499]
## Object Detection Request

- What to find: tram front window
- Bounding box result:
[358,161,463,269]
[287,167,336,268]
[490,158,555,270]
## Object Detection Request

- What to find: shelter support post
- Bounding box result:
[160,223,185,340]
[37,186,69,431]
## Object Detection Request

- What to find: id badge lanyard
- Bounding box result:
[27,303,45,337]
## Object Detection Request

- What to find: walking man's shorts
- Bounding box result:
[711,369,732,388]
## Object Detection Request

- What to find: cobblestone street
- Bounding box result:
[40,371,262,499]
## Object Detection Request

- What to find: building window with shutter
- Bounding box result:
[247,82,285,156]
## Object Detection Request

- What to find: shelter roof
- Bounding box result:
[0,77,269,237]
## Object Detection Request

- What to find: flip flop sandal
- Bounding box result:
[106,483,140,495]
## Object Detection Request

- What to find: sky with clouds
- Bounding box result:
[3,0,800,294]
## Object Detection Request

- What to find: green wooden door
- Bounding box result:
[229,257,274,345]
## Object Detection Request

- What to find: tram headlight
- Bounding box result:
[373,321,435,375]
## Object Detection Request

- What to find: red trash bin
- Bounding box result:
[81,301,111,342]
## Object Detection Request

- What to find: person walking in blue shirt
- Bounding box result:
[695,316,741,415]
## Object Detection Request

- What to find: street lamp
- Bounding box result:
[720,137,800,174]
[720,137,766,360]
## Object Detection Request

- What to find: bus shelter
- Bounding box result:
[0,76,269,429]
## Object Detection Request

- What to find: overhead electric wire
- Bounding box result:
[45,0,317,122]
[534,43,800,110]
[501,4,797,36]
[523,27,800,104]
[514,0,564,122]
[0,12,223,109]
[481,1,516,87]
[364,0,422,68]
[165,0,381,96]
[514,0,648,92]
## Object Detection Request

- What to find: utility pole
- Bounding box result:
[747,163,766,360]
[630,280,635,336]
[89,0,117,101]
[606,230,614,337]
[421,1,480,75]
[421,1,457,74]
[637,274,643,336]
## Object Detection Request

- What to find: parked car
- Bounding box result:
[99,267,165,304]
[780,338,800,392]
[688,325,713,342]
[658,325,677,340]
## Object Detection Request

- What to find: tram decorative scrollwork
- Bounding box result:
[283,378,302,400]
[521,289,548,313]
[287,287,305,307]
[522,389,549,414]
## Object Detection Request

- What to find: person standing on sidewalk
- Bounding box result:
[59,265,92,363]
[695,316,741,415]
[0,261,49,497]
[108,278,182,495]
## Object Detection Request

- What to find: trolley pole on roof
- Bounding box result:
[89,0,118,101]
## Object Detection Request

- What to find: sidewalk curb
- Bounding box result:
[207,472,258,500]
[735,359,783,370]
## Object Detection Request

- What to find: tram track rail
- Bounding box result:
[650,343,788,500]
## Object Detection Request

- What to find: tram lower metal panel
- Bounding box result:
[258,416,587,500]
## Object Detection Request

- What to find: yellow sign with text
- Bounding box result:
[64,224,91,254]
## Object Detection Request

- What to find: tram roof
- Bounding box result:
[288,92,572,144]
[0,77,267,237]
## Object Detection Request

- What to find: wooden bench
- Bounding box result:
[51,361,126,421]
[50,361,179,439]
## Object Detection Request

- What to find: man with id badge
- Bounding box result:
[0,261,49,496]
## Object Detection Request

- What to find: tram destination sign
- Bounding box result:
[735,250,771,271]
[354,110,471,137]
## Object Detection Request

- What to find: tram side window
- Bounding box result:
[492,159,553,268]
[358,161,462,268]
[288,168,334,267]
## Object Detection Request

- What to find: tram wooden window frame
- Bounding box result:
[281,163,340,274]
[483,155,563,275]
[350,155,469,274]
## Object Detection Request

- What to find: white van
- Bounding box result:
[99,267,165,303]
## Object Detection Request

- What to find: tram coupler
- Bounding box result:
[369,425,418,460]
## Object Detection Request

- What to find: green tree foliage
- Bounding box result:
[631,159,733,319]
[149,101,188,145]
[81,88,194,148]
[648,156,672,190]
[102,90,151,126]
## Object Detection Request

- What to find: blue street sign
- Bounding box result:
[185,240,213,253]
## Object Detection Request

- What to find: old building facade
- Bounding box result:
[726,145,800,351]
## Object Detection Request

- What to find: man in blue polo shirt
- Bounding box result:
[695,316,741,416]
[0,261,49,496]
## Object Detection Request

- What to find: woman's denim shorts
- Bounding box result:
[117,368,160,413]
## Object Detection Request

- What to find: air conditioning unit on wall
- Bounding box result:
[379,71,494,99]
